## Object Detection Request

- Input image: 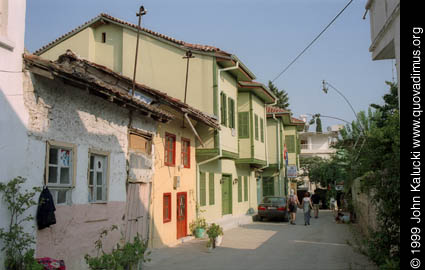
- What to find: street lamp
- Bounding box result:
[322,80,364,133]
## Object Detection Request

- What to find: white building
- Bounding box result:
[364,0,400,101]
[0,0,28,265]
[297,125,342,192]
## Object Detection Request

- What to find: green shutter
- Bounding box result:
[238,112,249,138]
[200,172,206,206]
[285,135,295,153]
[238,176,242,202]
[221,92,227,126]
[255,114,259,141]
[209,173,215,205]
[260,118,264,142]
[228,98,235,128]
[244,176,248,201]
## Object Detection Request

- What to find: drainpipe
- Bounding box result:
[195,61,239,218]
[272,114,282,196]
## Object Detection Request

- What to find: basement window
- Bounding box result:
[102,32,106,43]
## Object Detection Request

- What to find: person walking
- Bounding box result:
[287,189,300,225]
[311,190,320,218]
[301,192,313,226]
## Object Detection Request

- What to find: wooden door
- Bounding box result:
[176,192,187,239]
[221,175,232,215]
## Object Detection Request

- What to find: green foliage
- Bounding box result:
[308,114,323,133]
[334,82,399,269]
[268,81,290,109]
[189,217,207,233]
[84,225,150,270]
[0,177,43,270]
[205,223,223,248]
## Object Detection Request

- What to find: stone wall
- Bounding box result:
[352,177,378,236]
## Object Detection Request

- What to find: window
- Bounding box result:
[129,132,152,155]
[181,138,190,168]
[260,118,264,143]
[228,97,235,129]
[200,172,206,206]
[209,173,215,205]
[263,177,274,197]
[45,142,75,205]
[163,193,171,223]
[285,135,296,153]
[164,133,176,166]
[238,112,249,138]
[244,176,248,201]
[238,176,242,202]
[220,92,227,126]
[102,32,106,43]
[88,154,108,203]
[254,114,259,141]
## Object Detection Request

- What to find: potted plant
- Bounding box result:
[189,217,207,238]
[206,223,223,250]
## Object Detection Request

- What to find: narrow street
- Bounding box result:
[144,210,376,270]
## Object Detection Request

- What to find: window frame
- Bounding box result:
[181,137,191,169]
[163,193,172,223]
[45,141,77,205]
[238,112,250,139]
[88,149,110,203]
[164,133,176,166]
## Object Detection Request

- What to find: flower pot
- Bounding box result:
[194,227,205,238]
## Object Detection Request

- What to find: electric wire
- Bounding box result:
[271,0,354,82]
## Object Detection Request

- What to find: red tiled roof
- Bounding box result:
[291,117,305,124]
[266,106,290,114]
[24,50,220,129]
[34,13,231,56]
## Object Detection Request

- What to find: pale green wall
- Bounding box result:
[199,160,255,222]
[122,28,214,116]
[94,24,123,73]
[252,94,266,161]
[219,71,238,154]
[237,92,250,159]
[40,27,95,61]
[283,125,297,165]
[267,118,277,164]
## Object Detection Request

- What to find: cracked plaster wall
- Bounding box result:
[23,72,156,270]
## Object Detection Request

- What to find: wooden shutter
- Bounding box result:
[221,92,227,126]
[209,173,215,205]
[238,112,249,138]
[200,172,206,206]
[238,176,242,202]
[228,98,235,128]
[255,114,259,141]
[244,176,248,201]
[260,118,264,142]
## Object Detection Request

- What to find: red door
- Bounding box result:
[176,192,187,239]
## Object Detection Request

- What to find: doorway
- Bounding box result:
[176,192,187,239]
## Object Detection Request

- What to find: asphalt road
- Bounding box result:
[143,210,377,270]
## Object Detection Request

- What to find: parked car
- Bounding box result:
[257,196,288,221]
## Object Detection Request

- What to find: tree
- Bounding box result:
[268,81,290,109]
[308,114,323,133]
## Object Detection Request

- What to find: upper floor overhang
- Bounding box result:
[238,81,276,104]
[24,50,220,129]
[266,106,305,131]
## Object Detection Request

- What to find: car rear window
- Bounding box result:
[262,197,286,204]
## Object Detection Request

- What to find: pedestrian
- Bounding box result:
[330,197,337,214]
[311,190,320,218]
[336,192,342,212]
[287,189,300,225]
[302,192,313,226]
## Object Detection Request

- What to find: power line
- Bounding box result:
[271,0,354,83]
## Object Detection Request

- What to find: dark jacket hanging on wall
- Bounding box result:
[36,186,56,230]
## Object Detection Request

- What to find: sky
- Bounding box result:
[25,0,394,130]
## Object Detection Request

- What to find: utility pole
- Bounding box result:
[182,50,195,127]
[132,5,147,97]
